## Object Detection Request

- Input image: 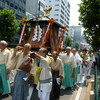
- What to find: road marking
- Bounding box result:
[74,76,85,100]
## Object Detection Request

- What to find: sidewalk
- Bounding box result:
[85,66,100,100]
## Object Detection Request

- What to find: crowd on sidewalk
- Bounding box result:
[0,40,98,100]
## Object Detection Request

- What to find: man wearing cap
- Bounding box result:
[59,47,76,89]
[87,50,95,76]
[0,40,11,95]
[82,48,90,81]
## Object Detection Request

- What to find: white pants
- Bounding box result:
[87,62,93,75]
[38,90,50,100]
[83,65,88,80]
[87,65,91,75]
[27,86,34,100]
[79,64,83,83]
[37,82,52,100]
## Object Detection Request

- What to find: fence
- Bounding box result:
[94,65,99,100]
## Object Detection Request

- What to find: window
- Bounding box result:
[55,4,59,6]
[60,19,64,24]
[54,14,59,16]
[55,19,58,21]
[55,9,59,11]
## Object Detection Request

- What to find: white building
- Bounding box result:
[45,0,70,27]
[26,0,70,28]
[68,27,74,38]
[26,0,45,18]
[70,26,82,42]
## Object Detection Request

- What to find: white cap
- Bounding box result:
[66,47,71,50]
[0,40,8,46]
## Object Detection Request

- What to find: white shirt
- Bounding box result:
[0,48,11,67]
[37,57,52,92]
[39,56,52,80]
[59,52,76,69]
[51,57,64,77]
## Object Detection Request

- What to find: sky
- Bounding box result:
[68,0,81,26]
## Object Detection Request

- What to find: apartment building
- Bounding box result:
[26,0,45,17]
[70,26,82,42]
[45,0,70,27]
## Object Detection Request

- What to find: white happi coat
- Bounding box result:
[7,52,30,70]
[37,56,52,93]
[74,52,82,67]
[89,54,95,66]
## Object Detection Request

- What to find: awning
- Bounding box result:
[80,43,89,46]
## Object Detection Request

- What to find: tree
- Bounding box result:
[75,42,80,49]
[78,0,100,50]
[0,9,19,43]
[64,36,73,47]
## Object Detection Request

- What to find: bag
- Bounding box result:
[19,58,33,73]
[71,71,76,78]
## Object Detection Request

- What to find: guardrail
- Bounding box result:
[94,65,99,100]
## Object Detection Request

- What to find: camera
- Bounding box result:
[30,52,36,58]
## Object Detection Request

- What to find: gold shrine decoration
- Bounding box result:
[44,6,52,14]
[19,19,28,44]
[59,26,66,52]
[41,18,55,47]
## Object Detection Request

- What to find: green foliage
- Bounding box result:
[0,8,19,43]
[64,36,72,47]
[78,0,100,50]
[75,42,80,49]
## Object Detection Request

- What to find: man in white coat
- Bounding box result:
[88,50,95,76]
[31,48,52,100]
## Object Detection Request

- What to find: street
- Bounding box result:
[1,70,95,100]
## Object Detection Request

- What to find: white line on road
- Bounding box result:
[74,76,85,100]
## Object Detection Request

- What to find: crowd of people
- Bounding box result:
[0,40,98,100]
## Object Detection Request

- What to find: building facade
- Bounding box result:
[68,27,74,38]
[69,26,88,48]
[0,0,26,19]
[70,26,82,43]
[26,0,45,18]
[45,0,70,27]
